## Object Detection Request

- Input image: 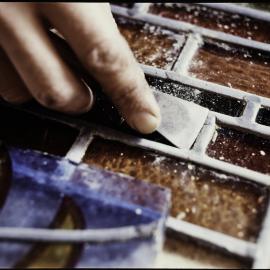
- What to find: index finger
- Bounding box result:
[39,3,161,134]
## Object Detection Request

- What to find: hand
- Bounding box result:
[0,3,161,134]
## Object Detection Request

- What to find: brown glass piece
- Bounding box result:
[188,40,270,98]
[146,75,245,117]
[207,126,270,175]
[149,3,270,43]
[159,233,251,268]
[115,16,184,69]
[0,104,78,156]
[83,138,268,242]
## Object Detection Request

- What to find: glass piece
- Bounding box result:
[188,39,270,98]
[256,107,270,126]
[0,165,63,267]
[237,3,270,12]
[111,2,134,8]
[146,76,245,117]
[207,126,270,175]
[115,16,185,69]
[83,138,269,242]
[149,3,270,43]
[19,199,83,268]
[156,234,251,268]
[0,104,78,156]
[6,147,170,268]
[0,143,11,209]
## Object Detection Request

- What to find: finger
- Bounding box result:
[0,3,93,114]
[0,48,31,104]
[40,3,161,134]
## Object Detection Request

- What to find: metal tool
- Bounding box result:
[154,90,209,149]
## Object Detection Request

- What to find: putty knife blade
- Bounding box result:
[154,90,209,149]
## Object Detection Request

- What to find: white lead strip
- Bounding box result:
[0,222,157,243]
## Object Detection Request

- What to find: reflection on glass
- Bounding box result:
[146,76,245,117]
[20,198,83,268]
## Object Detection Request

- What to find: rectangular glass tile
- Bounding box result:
[146,76,245,117]
[115,16,185,69]
[149,3,270,43]
[83,137,269,242]
[207,126,270,174]
[188,39,270,98]
[0,104,78,156]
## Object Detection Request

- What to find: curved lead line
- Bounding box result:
[0,222,158,243]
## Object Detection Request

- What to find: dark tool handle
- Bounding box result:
[48,29,124,126]
[48,29,101,95]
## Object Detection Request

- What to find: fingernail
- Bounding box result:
[77,85,95,114]
[132,111,161,134]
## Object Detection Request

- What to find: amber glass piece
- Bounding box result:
[149,3,270,43]
[21,199,83,268]
[146,76,245,117]
[115,16,184,69]
[188,40,270,98]
[207,126,270,175]
[0,105,78,156]
[83,138,268,242]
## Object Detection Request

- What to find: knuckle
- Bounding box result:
[84,37,128,74]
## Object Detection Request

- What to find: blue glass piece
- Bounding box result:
[0,147,170,268]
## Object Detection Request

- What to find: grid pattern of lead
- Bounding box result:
[6,3,270,268]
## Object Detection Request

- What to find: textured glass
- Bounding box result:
[83,138,269,242]
[188,40,270,98]
[149,3,270,43]
[115,16,184,69]
[207,126,270,174]
[146,76,245,117]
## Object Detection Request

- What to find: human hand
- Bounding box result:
[0,3,161,134]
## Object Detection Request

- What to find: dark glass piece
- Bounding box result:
[0,142,11,209]
[0,103,78,156]
[146,76,245,117]
[149,3,270,43]
[256,107,270,126]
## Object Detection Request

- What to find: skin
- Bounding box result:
[0,3,161,134]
